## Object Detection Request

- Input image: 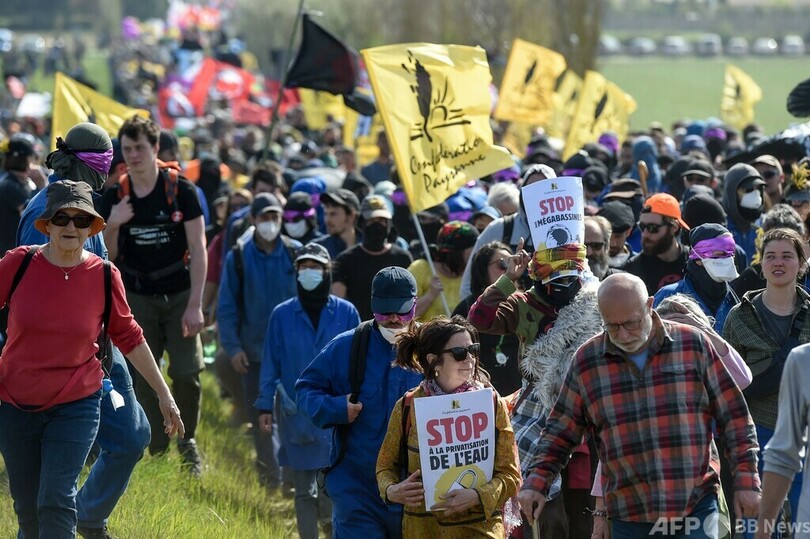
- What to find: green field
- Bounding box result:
[600,55,806,136]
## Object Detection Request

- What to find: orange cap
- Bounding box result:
[643,193,690,230]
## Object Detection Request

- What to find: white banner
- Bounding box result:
[521,176,584,251]
[414,388,495,511]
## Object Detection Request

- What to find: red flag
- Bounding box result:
[232,100,271,126]
[264,80,300,118]
[187,58,254,116]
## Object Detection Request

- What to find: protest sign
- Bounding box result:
[413,388,495,511]
[521,177,584,250]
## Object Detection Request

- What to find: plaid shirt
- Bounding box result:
[524,314,760,522]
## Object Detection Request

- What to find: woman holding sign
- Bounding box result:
[376,315,521,538]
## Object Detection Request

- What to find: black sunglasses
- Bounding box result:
[50,212,94,228]
[637,222,671,234]
[440,343,480,361]
[584,242,605,250]
[762,170,779,179]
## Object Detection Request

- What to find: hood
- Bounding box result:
[723,163,760,229]
[630,136,662,193]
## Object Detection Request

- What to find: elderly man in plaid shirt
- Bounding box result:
[519,273,761,538]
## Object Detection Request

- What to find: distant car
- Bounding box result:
[725,37,749,56]
[598,35,623,56]
[662,36,691,56]
[695,34,722,56]
[626,37,656,56]
[752,37,779,56]
[781,35,806,56]
[19,35,45,54]
[0,28,14,53]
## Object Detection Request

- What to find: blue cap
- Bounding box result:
[371,267,417,314]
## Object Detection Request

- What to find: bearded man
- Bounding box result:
[621,193,690,295]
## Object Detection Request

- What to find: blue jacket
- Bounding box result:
[653,275,739,333]
[295,325,423,470]
[217,233,300,362]
[726,217,760,267]
[17,174,106,257]
[255,295,360,469]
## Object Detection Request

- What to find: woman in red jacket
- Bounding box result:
[0,180,184,538]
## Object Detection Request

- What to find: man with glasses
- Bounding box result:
[621,193,690,295]
[584,216,618,281]
[296,267,423,538]
[680,158,717,192]
[519,272,761,538]
[750,155,784,206]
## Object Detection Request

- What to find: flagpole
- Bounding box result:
[258,0,306,165]
[411,213,451,317]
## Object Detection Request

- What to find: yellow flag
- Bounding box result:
[52,72,149,150]
[721,64,762,130]
[342,109,386,167]
[546,69,582,140]
[361,43,514,213]
[494,39,567,125]
[563,71,636,160]
[298,88,347,131]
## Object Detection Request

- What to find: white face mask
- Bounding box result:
[701,256,739,283]
[378,325,406,344]
[739,190,762,209]
[256,220,280,242]
[297,268,324,291]
[284,221,308,239]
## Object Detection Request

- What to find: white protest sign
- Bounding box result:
[413,388,495,511]
[521,176,584,251]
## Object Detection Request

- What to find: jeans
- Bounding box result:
[292,469,331,539]
[611,494,719,539]
[0,390,102,539]
[739,423,803,539]
[76,348,151,529]
[243,361,280,487]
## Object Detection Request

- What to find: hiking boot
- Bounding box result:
[77,526,114,539]
[178,438,202,478]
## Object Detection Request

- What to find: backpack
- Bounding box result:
[316,320,374,487]
[230,235,299,323]
[116,160,182,213]
[5,246,113,374]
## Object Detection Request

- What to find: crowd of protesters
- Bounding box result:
[0,19,809,539]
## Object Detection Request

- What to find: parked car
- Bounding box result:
[626,37,656,56]
[0,28,14,53]
[752,37,779,56]
[695,34,722,56]
[725,37,749,56]
[781,35,806,56]
[662,36,691,56]
[598,34,623,56]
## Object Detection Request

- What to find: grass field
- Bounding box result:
[600,55,806,135]
[0,370,298,539]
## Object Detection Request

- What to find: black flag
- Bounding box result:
[284,14,376,116]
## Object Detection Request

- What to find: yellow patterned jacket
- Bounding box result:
[376,386,521,538]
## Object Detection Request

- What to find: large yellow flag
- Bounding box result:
[546,69,582,140]
[494,39,567,125]
[721,65,762,130]
[52,72,149,150]
[361,43,513,213]
[563,71,636,160]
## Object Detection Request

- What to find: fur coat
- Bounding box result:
[521,281,603,414]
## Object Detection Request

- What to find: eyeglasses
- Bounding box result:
[373,310,415,323]
[489,258,508,270]
[602,319,643,333]
[50,212,94,228]
[584,242,605,251]
[440,343,481,361]
[637,222,671,234]
[762,170,779,180]
[789,199,810,208]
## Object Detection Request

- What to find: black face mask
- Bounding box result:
[363,222,390,251]
[543,279,582,307]
[738,206,762,223]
